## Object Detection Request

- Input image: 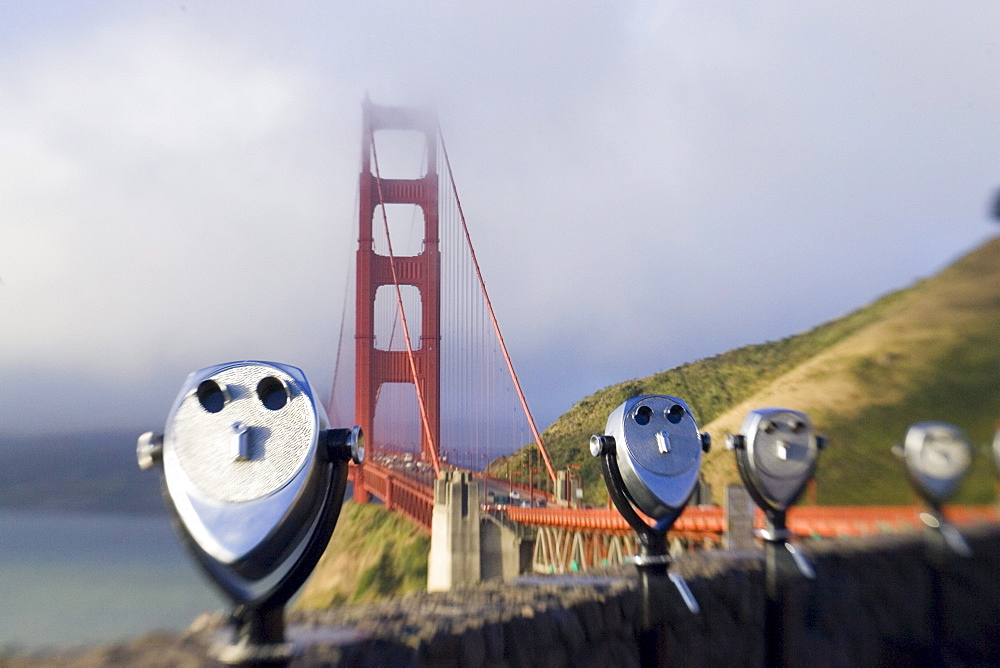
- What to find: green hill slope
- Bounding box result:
[534,237,1000,506]
[295,500,430,610]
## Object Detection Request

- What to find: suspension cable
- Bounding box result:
[327,167,362,427]
[438,125,556,484]
[327,252,353,426]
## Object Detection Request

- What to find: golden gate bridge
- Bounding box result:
[325,100,998,573]
[325,100,556,528]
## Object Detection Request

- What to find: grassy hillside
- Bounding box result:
[295,500,429,610]
[531,237,1000,506]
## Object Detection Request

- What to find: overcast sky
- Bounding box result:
[1,2,997,438]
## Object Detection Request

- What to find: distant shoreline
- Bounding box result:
[0,430,166,515]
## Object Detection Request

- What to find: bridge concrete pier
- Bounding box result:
[428,471,481,592]
[481,513,534,579]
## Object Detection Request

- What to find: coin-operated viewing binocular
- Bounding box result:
[893,420,973,555]
[727,408,824,575]
[726,408,826,560]
[137,361,362,665]
[591,394,711,614]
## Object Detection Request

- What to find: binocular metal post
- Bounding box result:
[919,499,972,558]
[224,604,291,666]
[757,508,814,667]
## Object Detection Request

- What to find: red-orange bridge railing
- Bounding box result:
[504,504,1000,540]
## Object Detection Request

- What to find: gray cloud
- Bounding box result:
[0,2,997,436]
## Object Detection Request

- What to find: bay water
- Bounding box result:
[0,510,225,650]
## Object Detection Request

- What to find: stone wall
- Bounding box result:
[8,524,999,667]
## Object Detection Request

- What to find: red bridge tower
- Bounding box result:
[354,101,441,502]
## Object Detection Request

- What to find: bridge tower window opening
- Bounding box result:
[372,203,425,257]
[369,129,428,180]
[373,284,423,351]
[372,382,422,461]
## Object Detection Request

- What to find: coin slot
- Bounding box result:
[257,376,289,411]
[196,379,227,414]
[231,421,251,461]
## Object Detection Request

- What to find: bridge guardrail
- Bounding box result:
[502,504,1000,540]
